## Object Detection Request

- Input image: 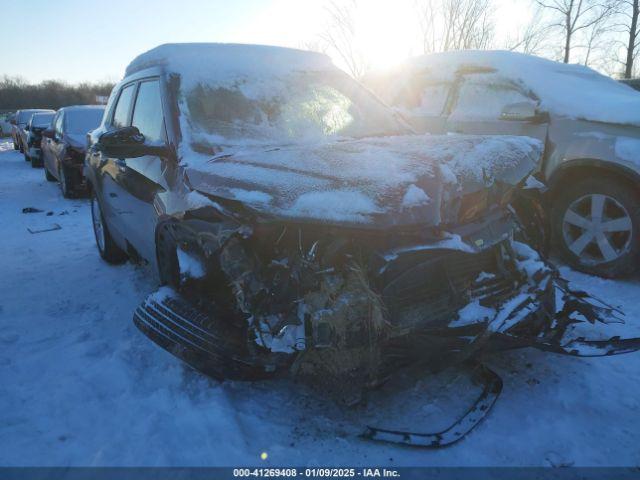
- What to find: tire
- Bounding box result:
[91,191,128,264]
[45,165,56,182]
[24,150,30,162]
[551,175,640,278]
[13,141,18,150]
[59,164,75,198]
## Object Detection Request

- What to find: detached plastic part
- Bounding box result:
[362,364,502,448]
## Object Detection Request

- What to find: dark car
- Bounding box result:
[12,109,54,152]
[42,105,105,197]
[24,112,55,167]
[85,44,639,445]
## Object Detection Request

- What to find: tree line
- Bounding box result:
[0,76,115,111]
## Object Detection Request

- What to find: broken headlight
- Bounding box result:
[458,185,515,224]
[458,189,489,224]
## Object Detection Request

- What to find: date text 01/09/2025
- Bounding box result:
[232,468,401,478]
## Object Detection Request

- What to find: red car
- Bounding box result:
[41,105,105,197]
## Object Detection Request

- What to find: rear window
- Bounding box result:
[17,111,35,124]
[65,109,105,134]
[32,113,55,128]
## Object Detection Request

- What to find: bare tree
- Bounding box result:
[417,0,495,53]
[619,0,640,77]
[536,0,617,63]
[318,0,368,79]
[580,16,610,64]
[505,9,552,54]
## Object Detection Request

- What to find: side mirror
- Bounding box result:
[43,128,55,139]
[97,126,167,158]
[500,102,547,123]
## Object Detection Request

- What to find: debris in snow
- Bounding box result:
[401,184,431,208]
[27,224,61,234]
[22,207,43,214]
[449,300,496,327]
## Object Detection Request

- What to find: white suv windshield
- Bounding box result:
[184,71,407,147]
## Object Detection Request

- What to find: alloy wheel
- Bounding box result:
[562,193,633,265]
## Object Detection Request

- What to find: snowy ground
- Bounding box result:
[1,141,640,467]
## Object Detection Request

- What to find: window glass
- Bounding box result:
[185,71,406,146]
[54,113,64,133]
[131,80,164,143]
[112,84,136,128]
[65,108,105,134]
[450,74,536,120]
[393,75,451,116]
[32,113,55,128]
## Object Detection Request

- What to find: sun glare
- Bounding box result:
[353,1,420,70]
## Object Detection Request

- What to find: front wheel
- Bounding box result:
[13,141,18,150]
[551,176,640,278]
[44,165,56,182]
[59,164,77,198]
[91,191,128,264]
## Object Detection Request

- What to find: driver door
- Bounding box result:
[99,79,169,264]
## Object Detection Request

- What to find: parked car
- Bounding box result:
[0,112,14,137]
[23,112,55,167]
[365,51,640,278]
[85,45,637,434]
[42,105,105,197]
[12,109,54,152]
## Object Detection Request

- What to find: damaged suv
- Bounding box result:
[87,44,640,447]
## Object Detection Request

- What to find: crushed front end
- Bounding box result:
[132,198,640,447]
[135,201,639,383]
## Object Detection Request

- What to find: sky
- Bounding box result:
[3,0,534,84]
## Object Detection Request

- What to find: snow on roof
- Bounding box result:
[59,105,105,111]
[382,50,640,127]
[125,43,335,85]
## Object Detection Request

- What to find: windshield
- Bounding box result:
[65,108,104,134]
[31,113,54,128]
[17,111,39,125]
[184,70,408,148]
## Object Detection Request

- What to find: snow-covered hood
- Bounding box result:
[184,133,542,227]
